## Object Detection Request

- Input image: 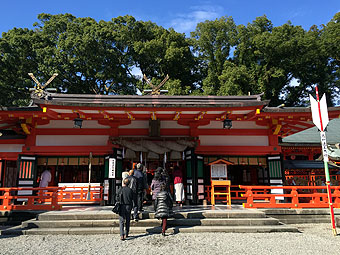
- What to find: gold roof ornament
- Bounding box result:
[28,73,58,98]
[143,74,169,95]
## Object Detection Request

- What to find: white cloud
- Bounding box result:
[169,5,223,34]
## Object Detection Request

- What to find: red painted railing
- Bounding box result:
[57,186,103,203]
[0,186,103,211]
[205,185,254,202]
[0,187,61,211]
[240,185,340,209]
[285,174,340,186]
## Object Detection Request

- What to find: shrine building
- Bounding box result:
[1,91,340,204]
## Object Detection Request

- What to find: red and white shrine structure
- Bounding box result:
[1,90,340,206]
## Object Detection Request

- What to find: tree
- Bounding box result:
[191,16,238,95]
[1,12,339,107]
[0,28,39,106]
[33,13,139,95]
[111,17,197,94]
[319,12,340,106]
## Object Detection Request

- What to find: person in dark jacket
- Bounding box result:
[127,169,138,220]
[151,172,164,211]
[116,178,133,241]
[161,168,171,192]
[155,184,173,236]
[133,163,146,221]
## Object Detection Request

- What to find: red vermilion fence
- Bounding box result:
[0,187,61,211]
[0,186,103,211]
[240,185,340,209]
[205,185,248,202]
[3,185,340,211]
[57,186,103,203]
[285,174,340,186]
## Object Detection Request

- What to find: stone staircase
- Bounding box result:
[262,208,340,224]
[1,206,299,235]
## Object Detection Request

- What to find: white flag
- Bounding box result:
[310,94,329,131]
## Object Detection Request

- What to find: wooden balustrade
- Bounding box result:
[4,184,340,211]
[0,187,61,211]
[205,185,249,202]
[58,186,103,203]
[240,185,340,209]
[0,185,103,211]
[285,174,340,186]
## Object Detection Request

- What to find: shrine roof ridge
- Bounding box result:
[32,92,269,108]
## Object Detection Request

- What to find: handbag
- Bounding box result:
[112,201,121,214]
[112,189,122,214]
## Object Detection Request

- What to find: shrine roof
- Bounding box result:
[264,106,340,114]
[283,160,339,169]
[0,106,41,112]
[32,93,268,108]
[1,92,340,139]
[282,118,340,145]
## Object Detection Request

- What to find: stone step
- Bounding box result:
[277,218,332,224]
[1,225,299,235]
[262,208,340,216]
[37,210,266,221]
[22,217,279,229]
[0,211,41,225]
[22,219,160,228]
[168,218,280,226]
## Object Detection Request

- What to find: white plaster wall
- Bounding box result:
[199,121,268,129]
[0,144,24,152]
[37,120,109,129]
[161,121,189,129]
[36,135,109,146]
[199,135,268,146]
[119,121,148,129]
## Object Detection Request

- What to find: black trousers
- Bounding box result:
[119,204,132,237]
[132,192,138,219]
[136,190,144,212]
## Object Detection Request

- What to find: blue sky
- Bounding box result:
[1,0,339,36]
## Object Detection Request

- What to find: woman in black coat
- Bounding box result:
[155,184,173,236]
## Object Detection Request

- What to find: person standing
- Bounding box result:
[126,169,138,220]
[155,184,173,236]
[134,163,146,221]
[116,178,133,241]
[121,168,129,185]
[173,167,185,207]
[39,169,51,188]
[161,168,171,192]
[151,171,164,211]
[38,168,52,203]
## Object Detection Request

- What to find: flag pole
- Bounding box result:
[86,152,92,200]
[315,86,337,236]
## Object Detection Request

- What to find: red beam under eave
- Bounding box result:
[0,152,20,160]
[0,139,26,144]
[22,145,117,155]
[195,145,281,155]
[37,128,270,136]
[119,128,269,136]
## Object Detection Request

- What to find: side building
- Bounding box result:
[281,118,340,186]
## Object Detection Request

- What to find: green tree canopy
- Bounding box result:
[1,12,339,107]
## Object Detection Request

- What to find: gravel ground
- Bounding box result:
[0,224,340,255]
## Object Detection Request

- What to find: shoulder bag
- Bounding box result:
[112,189,122,214]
